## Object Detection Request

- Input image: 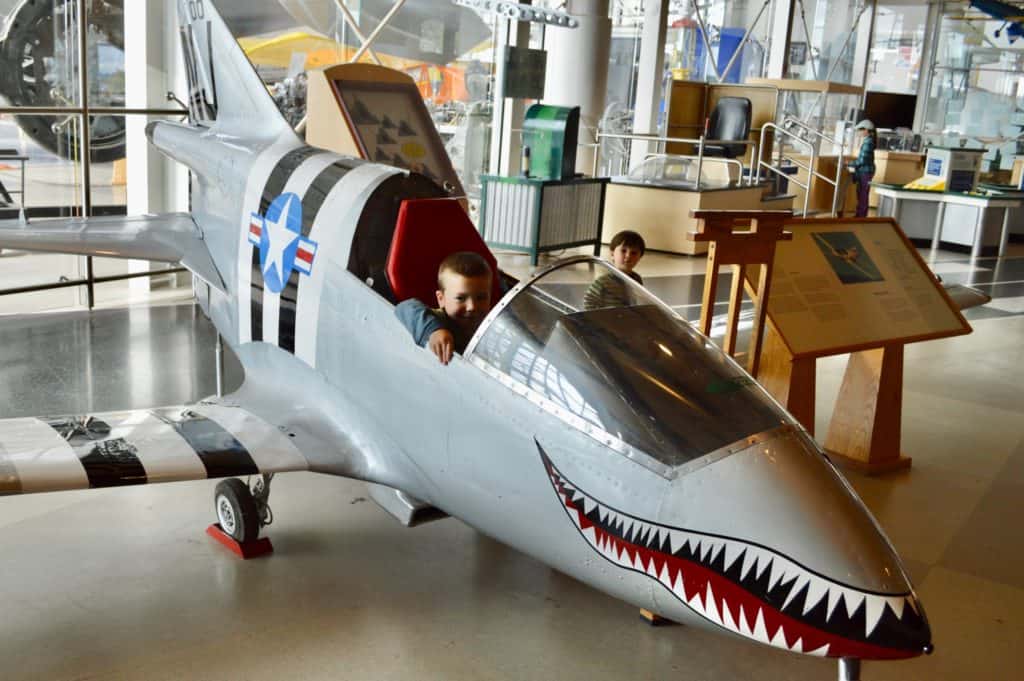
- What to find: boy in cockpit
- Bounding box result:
[583,230,646,310]
[395,251,493,365]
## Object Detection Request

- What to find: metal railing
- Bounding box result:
[758,116,849,217]
[593,131,758,190]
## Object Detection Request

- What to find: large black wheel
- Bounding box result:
[214,478,260,543]
[0,0,125,162]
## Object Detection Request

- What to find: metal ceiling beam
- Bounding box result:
[333,0,383,65]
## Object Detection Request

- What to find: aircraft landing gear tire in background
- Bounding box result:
[214,478,260,544]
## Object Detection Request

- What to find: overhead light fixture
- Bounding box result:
[453,0,580,28]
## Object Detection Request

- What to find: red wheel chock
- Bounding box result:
[206,523,274,559]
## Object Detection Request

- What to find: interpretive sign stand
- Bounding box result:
[688,209,792,377]
[757,218,970,474]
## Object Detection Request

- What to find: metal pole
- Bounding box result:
[802,3,868,125]
[351,0,407,63]
[76,0,94,309]
[717,0,772,83]
[838,657,861,681]
[215,334,224,397]
[796,0,818,79]
[333,0,383,65]
[691,0,722,81]
[832,136,844,216]
[696,135,705,190]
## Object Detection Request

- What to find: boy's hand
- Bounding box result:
[428,329,455,365]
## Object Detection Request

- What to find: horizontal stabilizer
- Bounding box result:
[0,214,225,291]
[0,403,308,495]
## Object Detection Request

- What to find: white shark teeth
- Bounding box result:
[583,497,597,516]
[807,643,830,657]
[769,625,788,649]
[767,559,790,592]
[864,594,887,637]
[669,529,688,555]
[751,608,770,644]
[801,576,830,616]
[702,583,722,626]
[781,573,809,611]
[722,543,745,572]
[886,596,906,621]
[739,547,764,581]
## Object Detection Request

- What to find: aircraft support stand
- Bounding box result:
[838,657,860,681]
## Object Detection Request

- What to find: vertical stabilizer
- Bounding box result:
[176,0,294,139]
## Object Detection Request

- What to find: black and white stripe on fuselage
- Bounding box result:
[235,142,397,368]
[0,405,307,495]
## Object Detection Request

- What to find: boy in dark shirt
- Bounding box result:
[395,251,493,365]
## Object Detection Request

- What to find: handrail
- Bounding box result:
[760,122,814,217]
[760,121,848,216]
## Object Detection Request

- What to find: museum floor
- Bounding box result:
[0,246,1021,681]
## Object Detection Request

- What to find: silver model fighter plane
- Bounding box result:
[0,1,931,677]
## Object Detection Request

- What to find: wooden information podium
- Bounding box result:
[756,218,970,474]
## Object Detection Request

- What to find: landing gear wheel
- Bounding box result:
[214,478,260,543]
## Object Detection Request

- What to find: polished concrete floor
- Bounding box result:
[0,248,1022,680]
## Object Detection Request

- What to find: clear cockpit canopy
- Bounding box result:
[468,258,788,477]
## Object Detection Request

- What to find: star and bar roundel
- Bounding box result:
[248,192,318,293]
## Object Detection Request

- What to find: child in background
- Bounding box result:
[848,119,876,218]
[583,230,646,310]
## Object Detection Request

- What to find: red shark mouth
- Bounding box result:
[538,443,931,660]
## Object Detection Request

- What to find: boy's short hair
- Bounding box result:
[610,230,646,254]
[437,251,492,289]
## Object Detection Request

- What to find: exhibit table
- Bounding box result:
[873,183,1024,257]
[601,179,793,255]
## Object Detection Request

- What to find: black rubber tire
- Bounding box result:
[214,478,260,543]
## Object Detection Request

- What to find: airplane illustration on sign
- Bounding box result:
[0,1,931,677]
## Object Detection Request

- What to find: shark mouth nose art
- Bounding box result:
[538,443,930,660]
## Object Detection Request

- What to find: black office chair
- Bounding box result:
[703,97,752,159]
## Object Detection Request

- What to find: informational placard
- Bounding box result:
[767,218,969,358]
[331,77,463,194]
[503,46,546,100]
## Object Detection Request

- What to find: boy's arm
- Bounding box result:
[395,299,446,347]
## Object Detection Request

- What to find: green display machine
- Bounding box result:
[522,104,580,180]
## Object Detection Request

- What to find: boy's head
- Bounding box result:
[436,251,493,331]
[609,230,645,274]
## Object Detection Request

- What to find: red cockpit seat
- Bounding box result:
[386,197,502,307]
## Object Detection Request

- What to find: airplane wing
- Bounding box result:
[0,214,225,291]
[0,401,307,495]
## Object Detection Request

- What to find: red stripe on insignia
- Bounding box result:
[249,223,261,236]
[296,249,313,264]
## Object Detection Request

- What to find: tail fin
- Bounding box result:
[176,0,292,138]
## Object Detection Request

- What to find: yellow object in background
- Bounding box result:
[903,177,946,191]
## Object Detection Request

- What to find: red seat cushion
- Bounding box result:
[386,198,502,307]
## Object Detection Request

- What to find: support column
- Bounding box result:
[125,1,189,296]
[851,1,876,90]
[543,0,611,175]
[913,0,942,131]
[488,5,533,176]
[765,0,795,79]
[628,0,669,169]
